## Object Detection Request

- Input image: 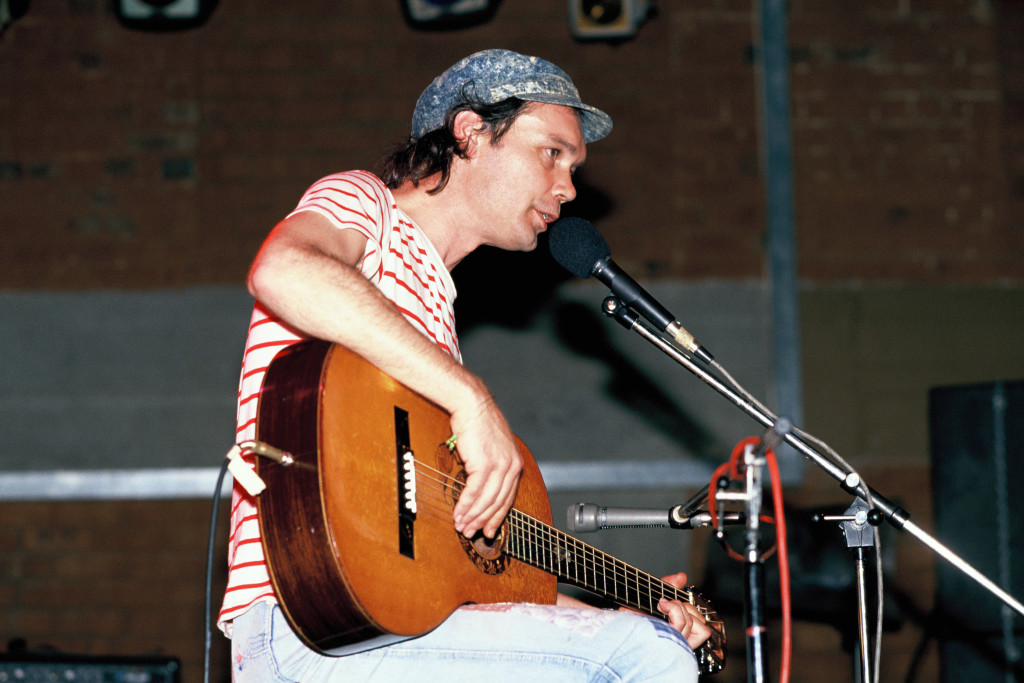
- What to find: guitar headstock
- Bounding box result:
[687,586,726,675]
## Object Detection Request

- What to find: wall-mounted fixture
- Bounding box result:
[115,0,218,31]
[401,0,501,30]
[569,0,650,40]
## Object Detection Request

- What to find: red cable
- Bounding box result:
[766,449,791,683]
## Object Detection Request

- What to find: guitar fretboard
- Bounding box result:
[504,509,689,619]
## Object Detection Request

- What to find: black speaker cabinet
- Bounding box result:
[930,380,1024,681]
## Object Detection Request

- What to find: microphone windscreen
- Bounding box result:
[548,217,610,279]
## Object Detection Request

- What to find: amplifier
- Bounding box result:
[0,653,180,682]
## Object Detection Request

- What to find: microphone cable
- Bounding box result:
[203,455,232,683]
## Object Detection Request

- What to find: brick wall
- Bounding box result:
[789,0,1022,282]
[2,0,1021,288]
[996,0,1024,238]
[0,499,231,681]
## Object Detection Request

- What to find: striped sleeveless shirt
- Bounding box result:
[218,170,460,633]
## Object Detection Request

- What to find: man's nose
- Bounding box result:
[554,171,577,204]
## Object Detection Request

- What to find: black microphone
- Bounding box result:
[566,503,743,532]
[548,217,713,364]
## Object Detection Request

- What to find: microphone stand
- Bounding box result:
[598,295,1024,621]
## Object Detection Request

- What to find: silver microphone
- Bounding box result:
[566,503,743,532]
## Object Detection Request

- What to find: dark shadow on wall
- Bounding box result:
[551,300,719,462]
[452,174,614,331]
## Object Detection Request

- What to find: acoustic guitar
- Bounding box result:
[254,340,726,675]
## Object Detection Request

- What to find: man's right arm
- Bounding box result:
[247,211,523,539]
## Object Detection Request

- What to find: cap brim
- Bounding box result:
[517,92,613,143]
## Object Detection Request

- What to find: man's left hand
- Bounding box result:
[657,572,712,651]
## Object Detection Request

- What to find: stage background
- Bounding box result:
[2,1,1024,681]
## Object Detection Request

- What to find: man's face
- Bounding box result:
[462,102,587,252]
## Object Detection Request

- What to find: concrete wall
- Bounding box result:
[0,280,772,479]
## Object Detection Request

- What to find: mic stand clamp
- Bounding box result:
[714,423,787,683]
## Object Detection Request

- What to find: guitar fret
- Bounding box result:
[504,509,700,618]
[571,533,582,586]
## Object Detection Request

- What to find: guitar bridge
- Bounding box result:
[395,407,416,559]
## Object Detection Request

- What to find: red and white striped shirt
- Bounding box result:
[218,170,460,634]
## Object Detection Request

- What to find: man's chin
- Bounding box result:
[520,233,541,252]
[508,230,541,252]
[488,225,542,252]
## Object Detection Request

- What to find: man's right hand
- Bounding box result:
[448,396,523,540]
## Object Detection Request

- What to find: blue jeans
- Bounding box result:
[231,601,699,682]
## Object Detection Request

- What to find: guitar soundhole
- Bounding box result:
[471,528,504,559]
[460,527,507,575]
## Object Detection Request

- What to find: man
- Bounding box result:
[221,49,711,681]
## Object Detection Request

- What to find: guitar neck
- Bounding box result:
[505,509,686,619]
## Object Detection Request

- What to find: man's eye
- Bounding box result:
[546,148,560,159]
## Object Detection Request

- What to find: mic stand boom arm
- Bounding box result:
[600,296,1024,618]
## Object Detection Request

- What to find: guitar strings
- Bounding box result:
[412,460,699,611]
[409,463,725,655]
[408,457,720,625]
[507,509,721,628]
[419,464,724,634]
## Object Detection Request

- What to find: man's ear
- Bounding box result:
[452,110,486,157]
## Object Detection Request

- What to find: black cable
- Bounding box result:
[204,457,232,683]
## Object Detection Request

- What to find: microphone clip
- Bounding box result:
[602,296,714,365]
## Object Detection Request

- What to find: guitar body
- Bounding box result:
[255,340,557,654]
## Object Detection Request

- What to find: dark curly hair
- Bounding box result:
[379,94,532,195]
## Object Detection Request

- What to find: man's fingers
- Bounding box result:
[447,401,524,538]
[481,471,521,537]
[659,599,713,650]
[659,599,691,630]
[661,572,689,588]
[452,474,494,535]
[455,460,521,538]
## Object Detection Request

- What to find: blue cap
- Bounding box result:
[411,49,613,144]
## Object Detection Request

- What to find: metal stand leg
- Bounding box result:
[855,547,871,682]
[745,558,769,683]
[819,499,878,683]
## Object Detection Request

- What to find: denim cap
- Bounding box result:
[412,49,613,144]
